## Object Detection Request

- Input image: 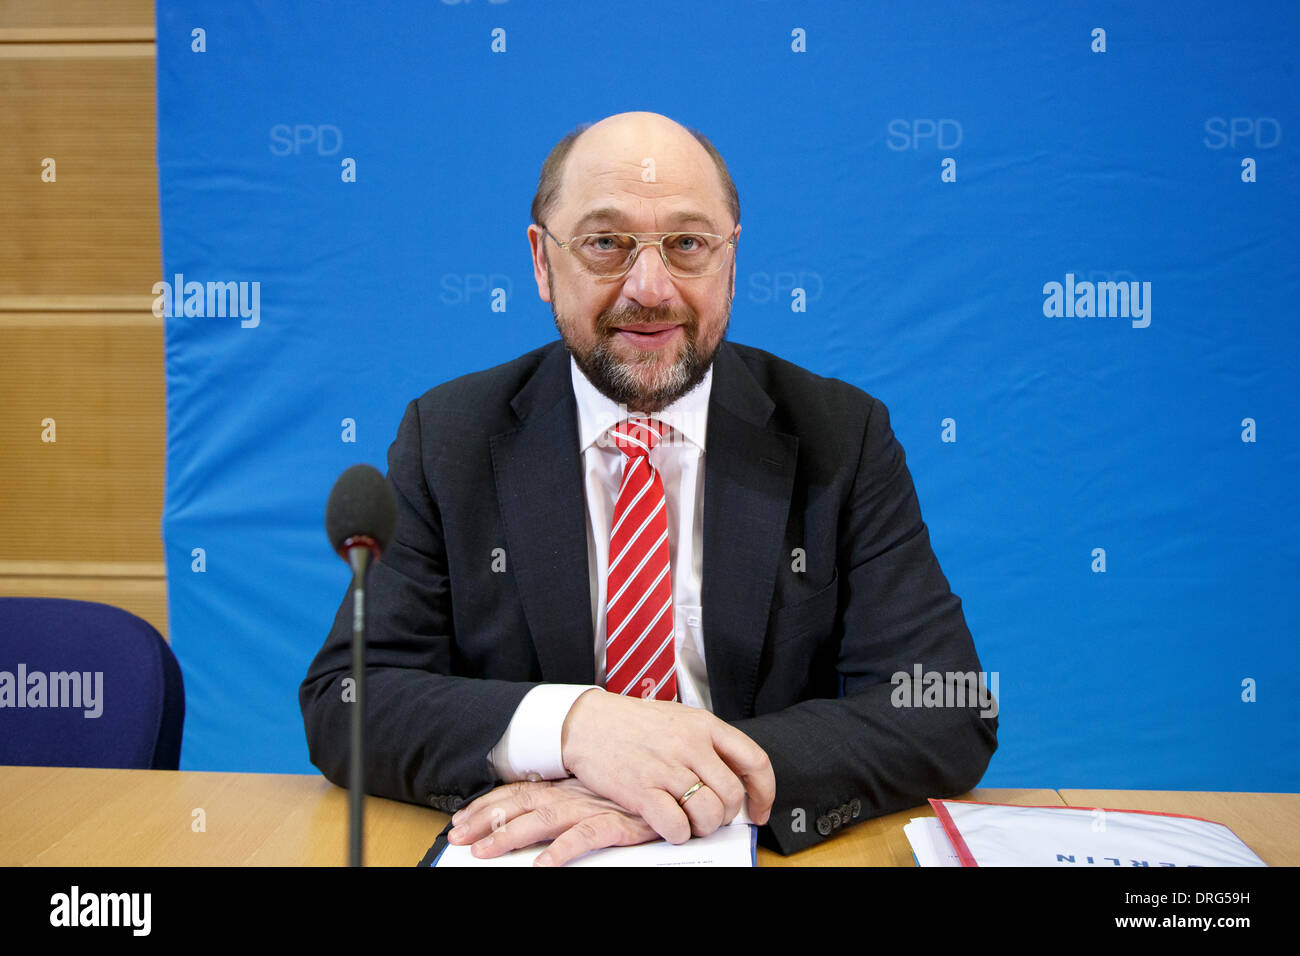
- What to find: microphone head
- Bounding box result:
[325,464,398,558]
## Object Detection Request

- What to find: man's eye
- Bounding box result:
[672,234,706,252]
[587,235,630,252]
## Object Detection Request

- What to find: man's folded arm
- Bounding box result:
[728,396,998,855]
[299,399,541,811]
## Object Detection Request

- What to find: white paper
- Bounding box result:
[904,817,961,867]
[434,819,755,867]
[932,801,1267,867]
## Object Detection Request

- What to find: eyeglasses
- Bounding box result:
[540,226,736,279]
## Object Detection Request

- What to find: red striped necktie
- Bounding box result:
[604,417,678,702]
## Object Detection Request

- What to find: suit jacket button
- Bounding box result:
[850,798,862,819]
[829,809,842,828]
[816,815,833,836]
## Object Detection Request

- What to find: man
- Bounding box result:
[300,111,996,864]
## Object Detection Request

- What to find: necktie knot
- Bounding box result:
[608,417,669,458]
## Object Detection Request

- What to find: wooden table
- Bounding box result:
[1,766,1292,865]
[0,766,1050,866]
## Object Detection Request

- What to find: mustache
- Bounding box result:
[596,305,698,336]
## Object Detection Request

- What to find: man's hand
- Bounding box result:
[447,778,659,866]
[559,688,775,844]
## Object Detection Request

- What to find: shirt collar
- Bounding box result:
[570,353,712,452]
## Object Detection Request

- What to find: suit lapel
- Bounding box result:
[702,342,799,720]
[490,343,596,684]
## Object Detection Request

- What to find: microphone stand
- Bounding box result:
[343,536,378,868]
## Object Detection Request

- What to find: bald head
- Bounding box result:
[530,111,739,234]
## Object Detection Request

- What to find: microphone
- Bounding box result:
[326,463,398,564]
[324,464,397,867]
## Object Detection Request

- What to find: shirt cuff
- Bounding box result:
[488,684,598,782]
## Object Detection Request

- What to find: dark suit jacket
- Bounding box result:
[300,338,997,854]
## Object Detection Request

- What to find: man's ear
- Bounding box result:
[527,224,553,303]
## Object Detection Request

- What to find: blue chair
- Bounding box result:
[0,598,184,769]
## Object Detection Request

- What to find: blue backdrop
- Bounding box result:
[156,0,1299,791]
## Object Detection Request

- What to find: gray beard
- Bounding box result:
[568,331,714,413]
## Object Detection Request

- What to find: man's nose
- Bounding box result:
[620,242,676,306]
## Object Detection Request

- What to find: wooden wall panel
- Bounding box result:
[0,312,166,563]
[0,55,159,295]
[0,0,154,34]
[0,3,167,636]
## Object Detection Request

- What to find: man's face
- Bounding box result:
[528,118,739,413]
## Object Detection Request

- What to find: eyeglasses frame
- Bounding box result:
[539,224,738,279]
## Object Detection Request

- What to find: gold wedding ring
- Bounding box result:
[679,781,704,806]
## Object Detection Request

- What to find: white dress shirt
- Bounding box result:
[487,355,714,781]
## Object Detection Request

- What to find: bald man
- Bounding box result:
[300,112,997,864]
